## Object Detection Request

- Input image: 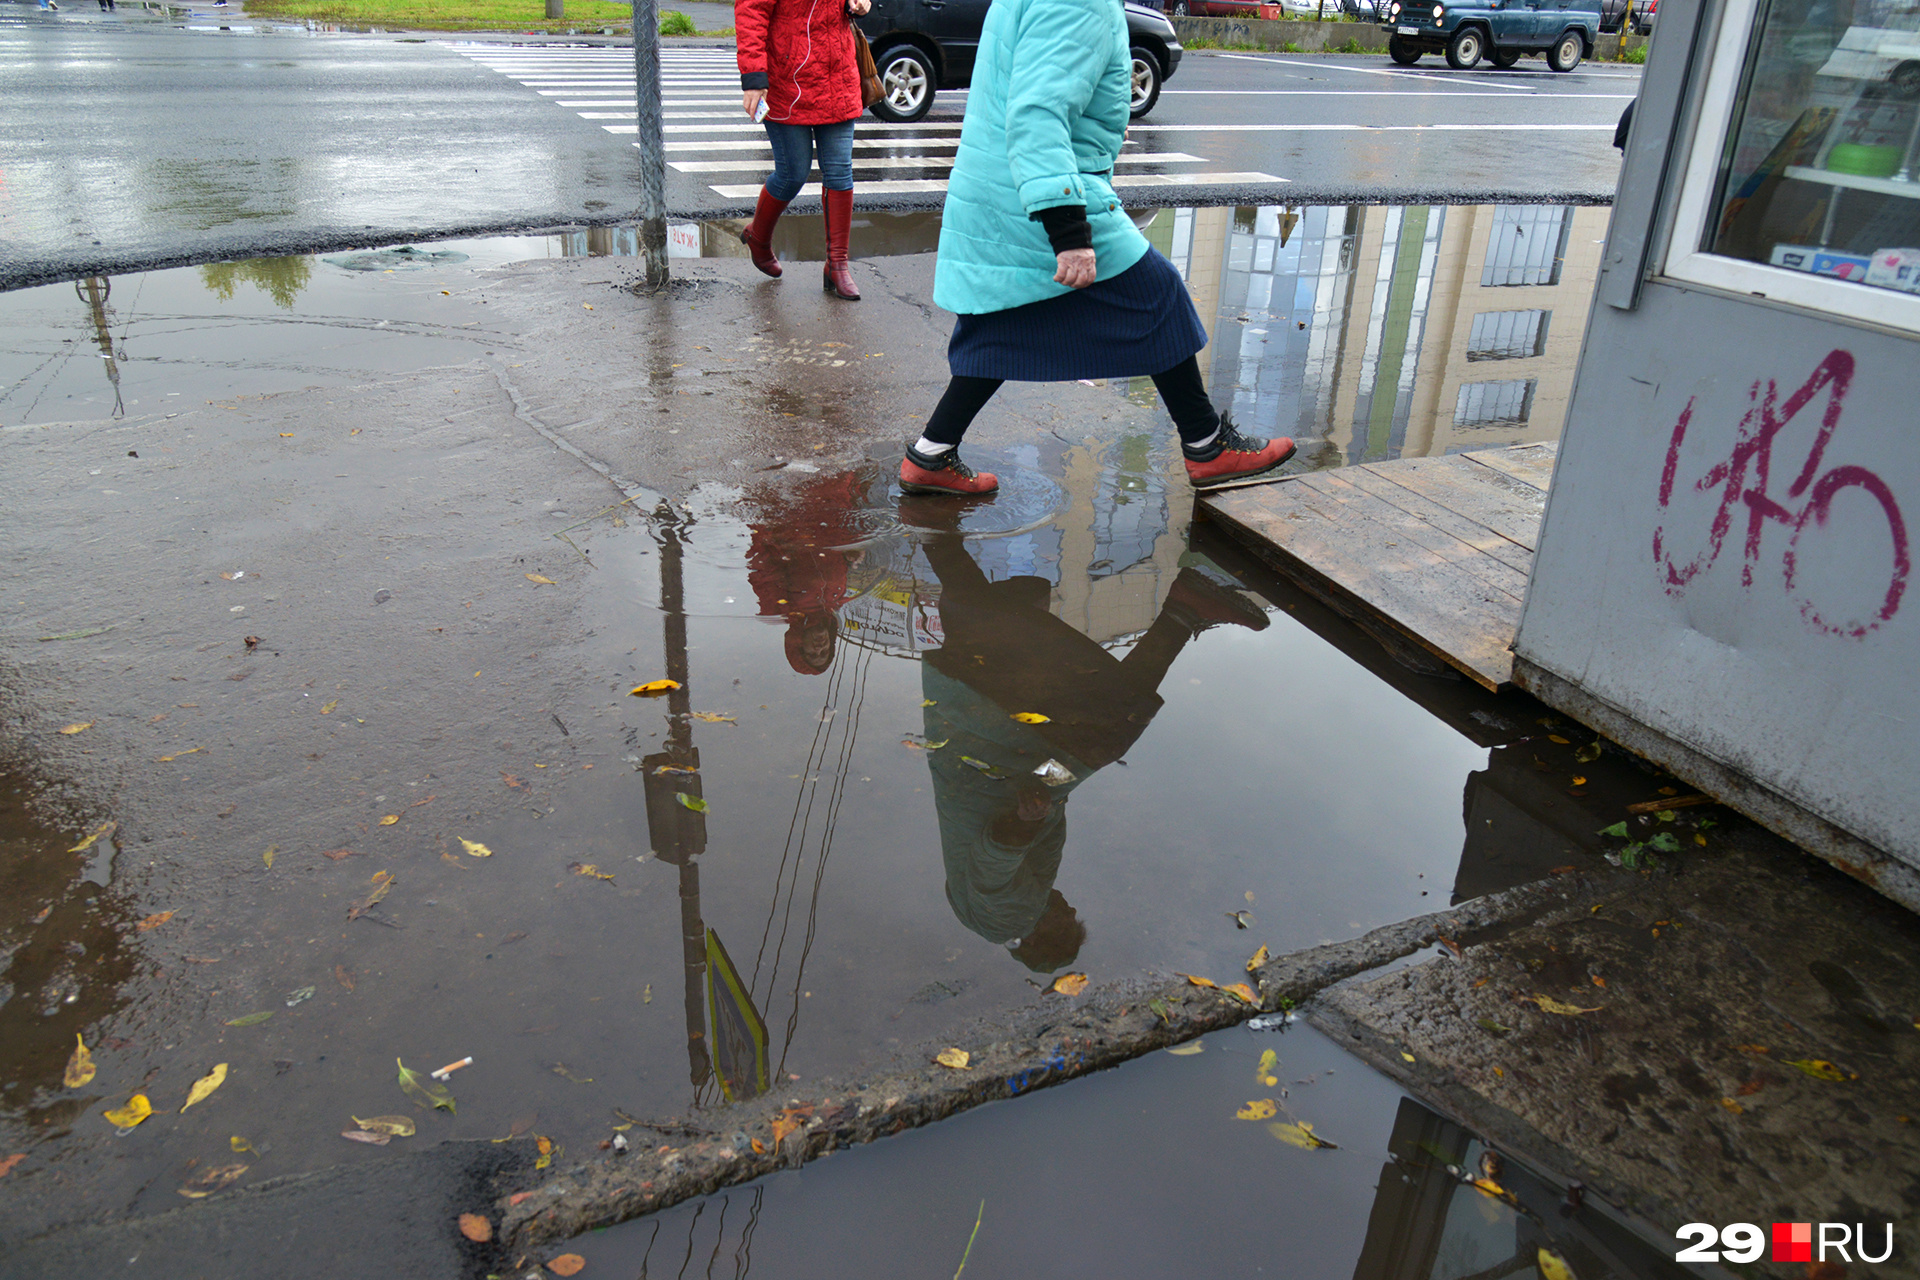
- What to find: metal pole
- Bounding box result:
[632,0,670,288]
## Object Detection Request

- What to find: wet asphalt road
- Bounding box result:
[0,10,1635,288]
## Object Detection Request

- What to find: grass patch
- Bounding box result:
[1180,35,1271,50]
[1618,42,1646,62]
[244,0,729,32]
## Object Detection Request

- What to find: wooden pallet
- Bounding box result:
[1199,443,1556,690]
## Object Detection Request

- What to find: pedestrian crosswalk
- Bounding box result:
[447,44,1285,200]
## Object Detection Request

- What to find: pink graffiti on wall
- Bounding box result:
[1652,348,1910,639]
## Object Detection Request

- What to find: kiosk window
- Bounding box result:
[1705,0,1920,299]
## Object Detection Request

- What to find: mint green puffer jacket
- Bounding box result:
[930,0,1151,316]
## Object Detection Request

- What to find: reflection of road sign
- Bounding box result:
[705,928,769,1103]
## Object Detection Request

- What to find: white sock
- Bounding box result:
[1184,427,1220,454]
[912,437,954,458]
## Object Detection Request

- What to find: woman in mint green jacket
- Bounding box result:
[897,0,1296,498]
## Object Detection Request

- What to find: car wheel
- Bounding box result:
[1129,46,1164,118]
[1388,35,1421,64]
[869,45,936,122]
[1170,0,1188,14]
[1490,48,1521,67]
[1891,60,1920,98]
[1445,26,1483,68]
[1546,30,1583,71]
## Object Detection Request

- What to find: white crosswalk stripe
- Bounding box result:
[445,43,1286,199]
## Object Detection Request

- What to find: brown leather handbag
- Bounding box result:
[851,23,884,109]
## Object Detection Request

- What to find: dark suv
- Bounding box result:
[855,0,1182,121]
[1380,0,1601,70]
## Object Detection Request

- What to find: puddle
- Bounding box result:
[0,207,1660,1252]
[564,1022,1704,1280]
[1,202,1601,471]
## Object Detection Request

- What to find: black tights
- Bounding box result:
[921,355,1221,449]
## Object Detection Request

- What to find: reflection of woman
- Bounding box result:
[736,0,872,300]
[745,471,870,673]
[898,0,1296,498]
[912,507,1270,970]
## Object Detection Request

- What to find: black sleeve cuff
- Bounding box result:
[1031,204,1092,254]
[741,72,769,90]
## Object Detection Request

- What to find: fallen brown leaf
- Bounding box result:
[136,911,175,932]
[1049,973,1089,997]
[0,1154,25,1178]
[547,1256,586,1277]
[457,1212,492,1242]
[320,848,361,860]
[334,965,355,992]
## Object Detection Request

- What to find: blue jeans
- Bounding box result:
[763,120,855,200]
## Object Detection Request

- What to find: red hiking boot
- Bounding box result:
[899,444,998,497]
[1183,422,1296,490]
[740,187,787,278]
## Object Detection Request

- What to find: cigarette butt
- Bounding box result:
[431,1056,473,1080]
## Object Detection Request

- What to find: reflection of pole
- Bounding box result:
[76,277,125,419]
[632,0,670,288]
[643,516,711,1091]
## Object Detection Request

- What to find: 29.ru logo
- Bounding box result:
[1675,1221,1894,1264]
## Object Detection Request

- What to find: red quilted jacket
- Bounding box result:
[736,0,863,125]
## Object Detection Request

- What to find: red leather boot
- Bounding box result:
[740,187,787,278]
[822,187,861,301]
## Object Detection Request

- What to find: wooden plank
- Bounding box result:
[1360,455,1548,552]
[1461,441,1557,490]
[1203,479,1521,689]
[1338,464,1537,576]
[1296,472,1531,601]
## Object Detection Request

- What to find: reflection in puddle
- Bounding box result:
[571,1023,1699,1280]
[0,203,1601,468]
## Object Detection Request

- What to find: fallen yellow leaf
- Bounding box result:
[104,1094,153,1129]
[1548,734,1570,744]
[1256,1048,1279,1087]
[1787,1058,1854,1081]
[935,1048,970,1070]
[157,746,201,762]
[534,1135,554,1170]
[320,699,339,714]
[459,839,493,858]
[1011,712,1050,724]
[1223,983,1256,1005]
[1720,1097,1745,1114]
[64,1034,96,1088]
[177,1162,247,1197]
[181,1063,229,1113]
[1166,1042,1204,1056]
[1268,1120,1338,1149]
[353,1115,417,1137]
[689,711,736,723]
[1050,973,1089,997]
[69,821,116,853]
[1536,1248,1576,1280]
[378,814,399,826]
[136,910,175,931]
[526,574,556,585]
[263,845,277,869]
[1246,945,1270,972]
[59,721,93,735]
[1401,1052,1416,1063]
[1179,973,1218,990]
[547,1255,586,1277]
[1236,1098,1277,1121]
[630,679,679,696]
[1529,994,1603,1015]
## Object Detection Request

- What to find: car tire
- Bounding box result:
[1170,0,1188,14]
[1445,26,1483,68]
[869,44,936,122]
[1546,29,1583,71]
[1490,48,1521,67]
[1388,35,1421,64]
[1129,45,1164,118]
[1891,60,1920,98]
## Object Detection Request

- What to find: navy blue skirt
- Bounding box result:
[947,249,1207,382]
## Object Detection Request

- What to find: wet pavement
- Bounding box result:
[2,208,1911,1278]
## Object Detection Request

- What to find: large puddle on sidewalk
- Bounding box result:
[0,209,1692,1269]
[2,201,1602,467]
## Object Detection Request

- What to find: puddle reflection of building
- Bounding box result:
[1163,204,1607,466]
[1352,1098,1696,1280]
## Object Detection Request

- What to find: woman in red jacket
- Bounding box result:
[736,0,871,300]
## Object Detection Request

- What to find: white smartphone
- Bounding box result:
[753,99,770,123]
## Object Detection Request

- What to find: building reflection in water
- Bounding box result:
[1157,203,1607,465]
